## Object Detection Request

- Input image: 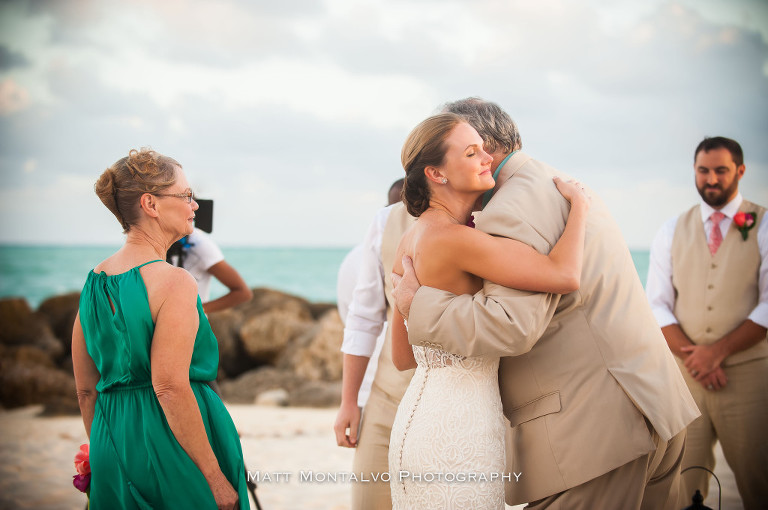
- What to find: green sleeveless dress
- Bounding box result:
[78,260,249,509]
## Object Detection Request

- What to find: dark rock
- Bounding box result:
[308,302,337,320]
[207,309,256,379]
[0,297,64,361]
[37,292,80,354]
[0,345,55,368]
[0,297,33,345]
[0,357,76,409]
[287,380,342,408]
[219,366,304,404]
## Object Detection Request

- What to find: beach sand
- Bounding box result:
[0,404,742,510]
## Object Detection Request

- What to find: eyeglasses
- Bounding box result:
[154,190,195,203]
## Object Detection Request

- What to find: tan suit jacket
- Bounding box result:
[408,152,699,504]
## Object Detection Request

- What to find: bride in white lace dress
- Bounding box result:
[388,113,589,509]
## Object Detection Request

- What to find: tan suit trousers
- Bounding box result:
[677,357,768,510]
[350,384,400,510]
[526,423,687,510]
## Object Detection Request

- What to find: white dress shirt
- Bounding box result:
[647,193,768,329]
[338,205,394,407]
[340,205,393,356]
[337,243,364,323]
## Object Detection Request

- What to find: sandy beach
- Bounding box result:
[0,404,743,510]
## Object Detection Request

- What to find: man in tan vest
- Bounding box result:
[646,136,768,510]
[392,97,700,509]
[334,192,415,509]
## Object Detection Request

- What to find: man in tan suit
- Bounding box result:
[334,196,415,509]
[392,98,700,509]
[646,136,768,510]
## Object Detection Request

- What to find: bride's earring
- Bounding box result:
[441,178,448,184]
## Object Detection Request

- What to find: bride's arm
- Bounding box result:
[391,305,416,371]
[449,177,589,294]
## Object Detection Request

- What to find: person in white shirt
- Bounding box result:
[334,179,415,510]
[335,179,404,415]
[336,223,387,411]
[646,136,768,510]
[174,227,252,314]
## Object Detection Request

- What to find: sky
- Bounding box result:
[0,0,766,249]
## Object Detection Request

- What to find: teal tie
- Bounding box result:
[481,151,517,208]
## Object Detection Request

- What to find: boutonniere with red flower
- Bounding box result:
[73,443,91,501]
[733,211,757,241]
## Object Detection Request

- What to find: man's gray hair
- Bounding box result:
[441,97,522,154]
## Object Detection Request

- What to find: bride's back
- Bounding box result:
[395,211,483,297]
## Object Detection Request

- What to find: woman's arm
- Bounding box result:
[391,239,417,371]
[150,269,238,509]
[391,305,417,371]
[71,313,100,439]
[201,260,253,314]
[448,177,590,294]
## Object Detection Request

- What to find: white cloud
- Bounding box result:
[0,0,766,249]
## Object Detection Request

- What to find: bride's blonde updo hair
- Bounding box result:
[401,112,463,217]
[94,148,181,232]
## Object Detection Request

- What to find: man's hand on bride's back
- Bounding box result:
[391,255,420,320]
[553,176,591,210]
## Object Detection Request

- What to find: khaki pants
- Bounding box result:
[526,424,687,510]
[677,357,768,510]
[350,385,402,510]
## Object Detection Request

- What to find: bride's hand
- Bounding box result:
[553,176,591,210]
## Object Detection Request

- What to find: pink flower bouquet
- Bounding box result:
[73,443,91,497]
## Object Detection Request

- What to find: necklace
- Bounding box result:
[428,206,462,224]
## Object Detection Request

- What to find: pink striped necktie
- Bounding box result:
[708,211,725,256]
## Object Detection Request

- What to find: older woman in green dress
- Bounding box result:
[71,148,247,509]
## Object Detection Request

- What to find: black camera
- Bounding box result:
[166,198,213,267]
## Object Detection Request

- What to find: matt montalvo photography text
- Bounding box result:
[247,471,523,484]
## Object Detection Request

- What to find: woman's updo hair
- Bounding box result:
[94,148,180,232]
[401,112,463,217]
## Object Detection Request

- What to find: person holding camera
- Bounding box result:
[172,227,252,314]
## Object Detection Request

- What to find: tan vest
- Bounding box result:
[671,200,768,365]
[369,202,416,400]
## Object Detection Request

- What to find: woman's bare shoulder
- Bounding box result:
[143,263,198,301]
[418,221,478,251]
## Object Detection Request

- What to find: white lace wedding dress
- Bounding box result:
[389,343,505,509]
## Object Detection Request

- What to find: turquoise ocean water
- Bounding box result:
[0,245,651,310]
